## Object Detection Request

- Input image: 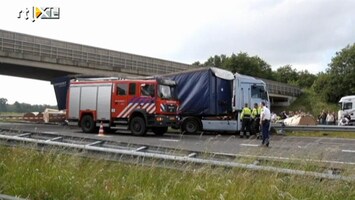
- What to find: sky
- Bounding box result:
[0,0,354,106]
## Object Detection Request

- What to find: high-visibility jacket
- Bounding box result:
[241,107,252,119]
[251,107,261,118]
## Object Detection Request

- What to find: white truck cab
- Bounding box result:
[233,73,270,112]
[338,95,355,125]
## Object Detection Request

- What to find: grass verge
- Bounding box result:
[0,146,354,200]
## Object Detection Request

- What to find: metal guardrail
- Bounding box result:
[0,194,27,200]
[272,124,355,132]
[0,29,190,76]
[0,129,354,181]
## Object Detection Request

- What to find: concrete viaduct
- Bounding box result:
[0,29,300,108]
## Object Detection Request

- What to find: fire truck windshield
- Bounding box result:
[158,85,175,100]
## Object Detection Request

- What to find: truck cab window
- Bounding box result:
[140,84,155,97]
[251,85,268,100]
[343,102,352,110]
[158,85,175,99]
[129,83,136,95]
[117,83,128,95]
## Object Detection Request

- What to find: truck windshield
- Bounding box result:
[158,85,175,100]
[342,102,353,110]
[251,85,268,100]
[141,84,155,97]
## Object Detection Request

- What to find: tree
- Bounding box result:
[314,43,355,102]
[275,65,298,84]
[203,55,226,67]
[192,61,202,67]
[296,70,317,88]
[13,101,22,113]
[312,72,332,101]
[0,98,8,112]
[200,52,274,80]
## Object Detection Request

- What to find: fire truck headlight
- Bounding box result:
[156,117,164,122]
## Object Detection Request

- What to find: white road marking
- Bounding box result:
[240,143,259,147]
[44,132,58,134]
[342,149,355,153]
[159,139,180,142]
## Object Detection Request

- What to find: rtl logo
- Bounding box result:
[18,7,60,22]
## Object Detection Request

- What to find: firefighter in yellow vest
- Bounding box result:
[251,103,262,137]
[240,103,252,138]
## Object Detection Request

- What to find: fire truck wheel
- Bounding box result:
[81,115,96,133]
[152,127,168,136]
[182,118,200,134]
[130,117,147,136]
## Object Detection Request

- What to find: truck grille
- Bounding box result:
[161,104,177,113]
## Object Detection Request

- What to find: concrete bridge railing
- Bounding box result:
[0,29,190,76]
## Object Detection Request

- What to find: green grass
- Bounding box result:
[287,131,355,139]
[0,146,354,200]
[288,88,339,118]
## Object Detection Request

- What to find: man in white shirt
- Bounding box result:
[260,101,271,147]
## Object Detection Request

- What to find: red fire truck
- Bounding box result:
[66,78,179,135]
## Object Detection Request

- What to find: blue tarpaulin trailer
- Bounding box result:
[165,67,234,116]
[51,76,72,110]
[162,67,239,133]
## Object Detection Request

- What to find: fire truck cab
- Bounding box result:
[66,78,179,135]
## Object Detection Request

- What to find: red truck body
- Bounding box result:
[66,78,179,135]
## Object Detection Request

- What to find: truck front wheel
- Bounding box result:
[80,115,96,133]
[182,118,200,134]
[130,116,147,136]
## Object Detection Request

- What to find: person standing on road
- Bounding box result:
[260,101,271,147]
[240,103,252,138]
[251,103,261,137]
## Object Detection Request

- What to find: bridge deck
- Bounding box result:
[0,29,190,78]
[0,29,301,100]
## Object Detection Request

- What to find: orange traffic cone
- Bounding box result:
[98,122,105,136]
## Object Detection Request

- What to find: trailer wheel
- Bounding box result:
[80,115,96,133]
[152,127,168,136]
[130,116,147,136]
[182,119,200,134]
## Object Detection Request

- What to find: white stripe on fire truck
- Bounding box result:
[119,102,139,118]
[160,104,165,112]
[149,106,156,114]
[122,103,139,118]
[142,103,150,109]
[147,104,156,114]
[118,100,155,118]
[117,102,133,118]
[123,103,153,118]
